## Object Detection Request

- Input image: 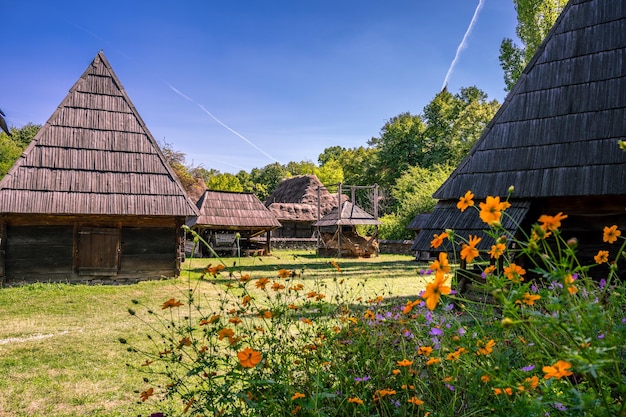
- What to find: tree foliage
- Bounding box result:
[500,0,568,91]
[0,123,40,178]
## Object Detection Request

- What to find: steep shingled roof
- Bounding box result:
[314,201,381,227]
[414,0,626,251]
[190,190,281,231]
[0,51,198,217]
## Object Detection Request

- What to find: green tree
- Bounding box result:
[250,162,289,202]
[0,123,40,178]
[286,160,316,176]
[318,146,345,166]
[314,158,344,187]
[206,173,243,192]
[500,0,568,91]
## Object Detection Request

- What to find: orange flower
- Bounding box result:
[397,359,413,367]
[217,328,234,341]
[206,263,226,277]
[140,387,154,402]
[408,396,424,405]
[431,231,448,249]
[183,397,195,413]
[521,292,541,306]
[483,265,496,276]
[229,316,242,325]
[429,252,451,274]
[161,298,183,309]
[271,282,285,291]
[239,274,251,282]
[364,310,375,320]
[255,277,270,289]
[242,295,252,306]
[417,346,433,356]
[300,318,313,325]
[425,357,440,366]
[307,291,318,298]
[538,212,568,232]
[489,243,505,259]
[594,250,609,264]
[564,274,578,295]
[603,225,621,243]
[238,347,262,368]
[503,263,526,283]
[457,190,475,212]
[476,339,495,355]
[543,360,573,380]
[177,337,191,349]
[259,310,273,319]
[330,260,341,272]
[480,375,491,383]
[290,283,304,291]
[291,392,306,400]
[422,271,451,310]
[460,235,481,264]
[402,299,421,314]
[479,196,505,225]
[347,397,364,405]
[278,269,292,278]
[392,369,400,375]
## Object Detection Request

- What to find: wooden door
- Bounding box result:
[77,227,120,275]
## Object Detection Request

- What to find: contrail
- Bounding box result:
[442,0,485,90]
[168,84,278,163]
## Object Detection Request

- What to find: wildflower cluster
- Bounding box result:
[127,194,626,416]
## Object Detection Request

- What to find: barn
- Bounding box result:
[412,0,626,275]
[188,190,281,257]
[0,51,199,285]
[265,175,344,238]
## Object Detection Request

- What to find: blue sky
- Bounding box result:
[2,0,518,174]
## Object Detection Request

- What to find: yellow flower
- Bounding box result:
[603,225,621,243]
[422,271,451,311]
[489,243,505,259]
[479,196,507,226]
[407,396,424,405]
[594,250,609,264]
[460,235,481,264]
[543,360,573,380]
[347,397,364,405]
[476,339,496,355]
[430,231,448,249]
[396,359,413,367]
[538,212,568,232]
[503,263,526,283]
[237,347,262,368]
[521,292,541,306]
[291,392,306,400]
[430,252,451,274]
[161,298,184,309]
[457,190,475,212]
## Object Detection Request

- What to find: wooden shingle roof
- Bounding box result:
[434,0,626,201]
[414,0,626,252]
[190,190,281,231]
[0,51,198,217]
[314,201,381,227]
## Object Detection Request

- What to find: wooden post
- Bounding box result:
[0,222,6,285]
[374,184,379,256]
[265,231,271,255]
[337,183,342,258]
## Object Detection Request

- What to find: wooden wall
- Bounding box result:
[0,214,184,285]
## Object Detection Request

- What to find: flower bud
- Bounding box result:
[501,317,515,328]
[507,185,515,194]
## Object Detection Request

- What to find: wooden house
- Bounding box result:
[412,0,626,274]
[187,190,281,257]
[0,51,199,285]
[315,201,381,257]
[265,175,343,238]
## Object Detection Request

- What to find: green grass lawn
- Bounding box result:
[0,250,427,417]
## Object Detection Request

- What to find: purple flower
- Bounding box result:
[531,284,538,292]
[446,384,455,391]
[553,402,567,411]
[457,327,466,336]
[597,332,605,339]
[354,375,371,382]
[599,279,607,289]
[430,327,443,336]
[521,365,535,372]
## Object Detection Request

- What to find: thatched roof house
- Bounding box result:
[265,174,343,238]
[413,0,626,271]
[0,51,198,284]
[188,190,281,256]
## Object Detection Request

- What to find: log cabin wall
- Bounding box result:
[1,214,184,285]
